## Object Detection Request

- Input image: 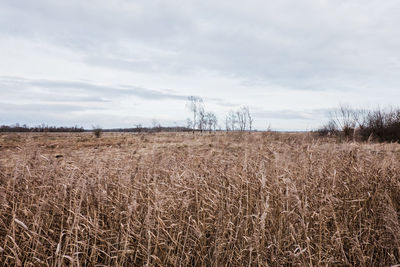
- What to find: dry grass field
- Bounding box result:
[0,132,399,266]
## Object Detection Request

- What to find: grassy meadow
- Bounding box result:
[0,132,399,266]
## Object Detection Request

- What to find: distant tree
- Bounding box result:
[187,96,203,133]
[330,104,358,138]
[236,107,248,131]
[226,110,237,131]
[152,119,161,131]
[186,118,193,130]
[244,106,253,131]
[198,107,206,133]
[266,123,272,132]
[205,112,217,133]
[135,124,143,132]
[211,113,218,131]
[224,107,254,132]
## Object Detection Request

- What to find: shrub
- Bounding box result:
[319,106,400,143]
[358,109,400,142]
[317,120,338,136]
[93,126,102,138]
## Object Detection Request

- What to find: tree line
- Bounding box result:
[3,101,400,143]
[0,124,84,133]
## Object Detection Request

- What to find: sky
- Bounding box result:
[1,0,400,130]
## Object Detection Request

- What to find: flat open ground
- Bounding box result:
[0,132,399,266]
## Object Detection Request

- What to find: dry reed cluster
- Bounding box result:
[0,132,399,266]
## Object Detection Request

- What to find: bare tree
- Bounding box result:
[224,107,253,132]
[225,115,230,131]
[186,118,193,130]
[187,96,203,133]
[205,112,217,133]
[244,106,254,131]
[211,114,218,131]
[330,104,358,138]
[198,107,206,133]
[236,107,248,131]
[152,119,159,128]
[135,124,143,133]
[225,110,237,131]
[151,119,161,132]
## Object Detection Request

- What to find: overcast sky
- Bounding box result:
[1,0,399,130]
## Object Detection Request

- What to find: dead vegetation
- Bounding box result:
[0,132,399,266]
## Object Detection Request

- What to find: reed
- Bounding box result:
[0,132,399,266]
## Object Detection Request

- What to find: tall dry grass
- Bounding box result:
[0,132,399,266]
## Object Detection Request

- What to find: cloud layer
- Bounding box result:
[1,0,400,130]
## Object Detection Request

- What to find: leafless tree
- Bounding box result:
[225,111,237,131]
[236,107,248,131]
[225,115,230,131]
[198,107,206,133]
[152,119,160,128]
[186,118,193,130]
[135,124,143,133]
[205,112,217,133]
[211,114,218,131]
[244,106,253,131]
[187,96,203,133]
[152,119,161,131]
[330,104,358,138]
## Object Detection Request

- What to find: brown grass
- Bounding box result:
[0,132,399,266]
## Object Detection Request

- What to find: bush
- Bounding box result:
[317,120,338,136]
[318,105,357,140]
[93,126,102,138]
[359,109,400,142]
[319,106,400,143]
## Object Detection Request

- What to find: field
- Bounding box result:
[0,132,399,266]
